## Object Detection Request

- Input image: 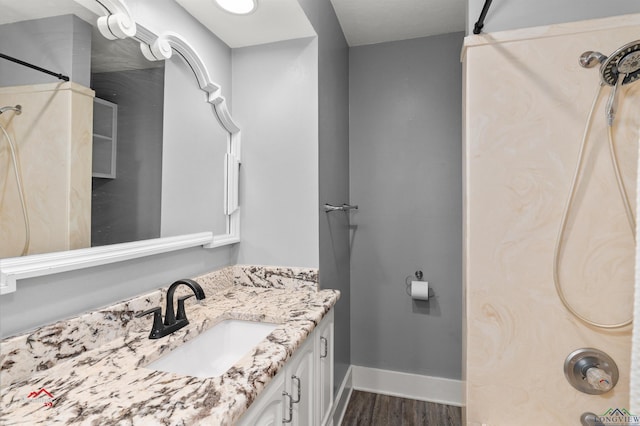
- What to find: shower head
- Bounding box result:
[602,40,640,126]
[0,105,22,115]
[580,40,640,126]
[600,39,640,86]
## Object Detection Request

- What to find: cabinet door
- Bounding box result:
[237,374,286,426]
[286,334,315,425]
[237,309,335,426]
[316,310,335,426]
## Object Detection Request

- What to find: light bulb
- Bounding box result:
[215,0,257,15]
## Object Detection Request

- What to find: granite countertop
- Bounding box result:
[0,265,339,425]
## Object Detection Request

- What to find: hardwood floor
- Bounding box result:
[341,390,462,426]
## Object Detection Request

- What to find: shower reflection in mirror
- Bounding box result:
[0,104,29,256]
[1,0,239,265]
[0,13,166,257]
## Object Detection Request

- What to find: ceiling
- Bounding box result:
[0,0,468,49]
[176,0,466,48]
[175,0,316,48]
[330,0,467,46]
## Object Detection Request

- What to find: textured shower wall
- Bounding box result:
[463,14,640,425]
[0,82,93,257]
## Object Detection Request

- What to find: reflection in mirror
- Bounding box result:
[91,35,165,246]
[0,0,241,294]
[0,1,230,258]
[0,13,95,257]
[161,53,228,238]
[0,15,167,255]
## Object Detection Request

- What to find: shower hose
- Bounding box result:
[552,84,634,329]
[0,123,30,256]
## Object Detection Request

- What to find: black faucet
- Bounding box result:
[136,279,206,339]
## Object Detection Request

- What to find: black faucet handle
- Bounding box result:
[136,306,162,318]
[136,307,165,340]
[176,294,194,321]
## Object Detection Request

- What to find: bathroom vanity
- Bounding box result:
[237,309,334,426]
[0,265,339,425]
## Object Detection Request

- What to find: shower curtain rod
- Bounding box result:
[473,0,493,34]
[0,53,70,82]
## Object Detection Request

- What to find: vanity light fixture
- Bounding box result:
[215,0,257,15]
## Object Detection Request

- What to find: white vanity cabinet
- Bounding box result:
[286,333,315,424]
[316,310,334,426]
[237,372,286,426]
[237,310,334,426]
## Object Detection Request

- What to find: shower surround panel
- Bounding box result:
[0,82,93,257]
[463,14,640,425]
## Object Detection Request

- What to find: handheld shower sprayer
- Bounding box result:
[0,105,22,115]
[579,40,640,126]
[554,39,640,329]
[0,104,30,256]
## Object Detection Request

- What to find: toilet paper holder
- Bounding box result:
[405,270,432,300]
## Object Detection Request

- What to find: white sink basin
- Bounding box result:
[146,319,278,378]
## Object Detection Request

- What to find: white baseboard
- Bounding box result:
[351,365,464,407]
[331,365,353,426]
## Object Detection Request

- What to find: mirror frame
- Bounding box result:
[0,0,241,295]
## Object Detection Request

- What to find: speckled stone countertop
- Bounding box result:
[0,265,339,425]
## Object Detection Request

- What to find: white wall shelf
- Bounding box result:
[92,97,118,179]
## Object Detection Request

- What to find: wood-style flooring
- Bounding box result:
[341,390,462,426]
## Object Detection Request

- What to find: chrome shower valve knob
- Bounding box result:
[564,348,618,395]
[585,367,613,392]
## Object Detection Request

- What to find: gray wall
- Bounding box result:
[91,66,165,246]
[0,15,91,87]
[0,247,236,335]
[349,33,464,379]
[467,0,640,34]
[0,0,237,337]
[233,38,319,268]
[297,0,352,397]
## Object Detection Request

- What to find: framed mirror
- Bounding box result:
[0,0,241,294]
